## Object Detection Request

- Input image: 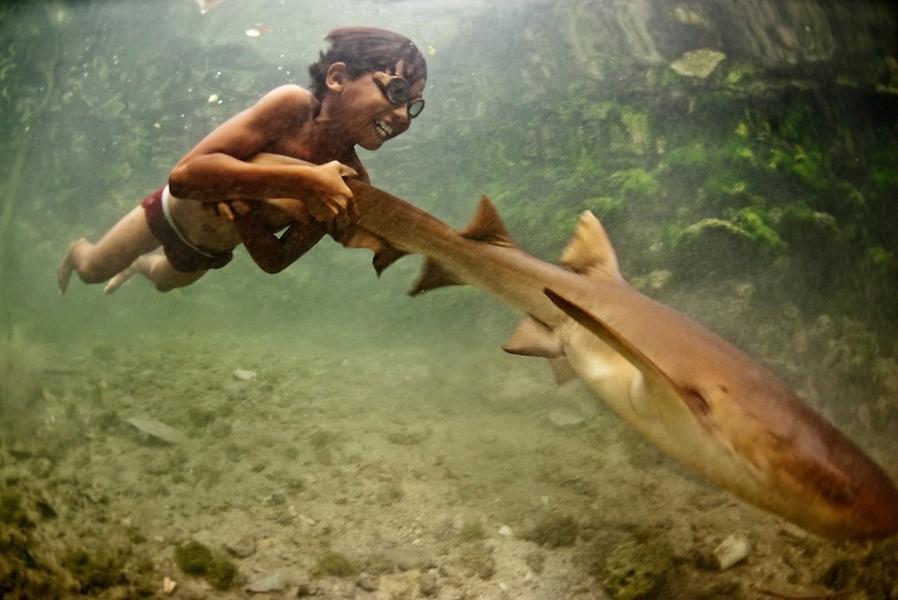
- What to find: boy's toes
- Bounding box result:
[104,268,134,294]
[57,262,73,295]
[57,244,77,295]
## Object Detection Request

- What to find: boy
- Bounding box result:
[58,26,427,293]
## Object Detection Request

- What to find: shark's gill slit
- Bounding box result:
[680,387,711,418]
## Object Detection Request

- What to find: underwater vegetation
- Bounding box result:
[599,538,673,600]
[173,539,239,590]
[425,2,898,324]
[312,550,357,578]
[523,513,580,548]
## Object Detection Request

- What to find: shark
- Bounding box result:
[256,153,898,541]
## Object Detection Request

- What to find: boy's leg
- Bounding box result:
[58,206,160,293]
[104,255,207,294]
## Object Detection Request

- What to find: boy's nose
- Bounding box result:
[391,103,411,124]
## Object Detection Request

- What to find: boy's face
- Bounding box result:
[329,61,425,151]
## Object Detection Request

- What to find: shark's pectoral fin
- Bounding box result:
[502,317,562,358]
[560,211,625,283]
[502,318,578,386]
[544,288,711,426]
[409,258,462,296]
[331,226,408,276]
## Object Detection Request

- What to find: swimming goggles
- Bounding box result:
[373,72,425,118]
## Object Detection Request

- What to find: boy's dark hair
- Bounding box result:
[309,26,427,99]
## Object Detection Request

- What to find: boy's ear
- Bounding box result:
[325,62,350,93]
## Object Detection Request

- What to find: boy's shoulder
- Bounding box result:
[255,85,317,122]
[266,84,314,102]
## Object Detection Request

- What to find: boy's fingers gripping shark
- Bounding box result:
[253,152,898,541]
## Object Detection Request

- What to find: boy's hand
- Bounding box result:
[306,161,359,227]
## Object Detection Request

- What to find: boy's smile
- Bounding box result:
[374,118,395,140]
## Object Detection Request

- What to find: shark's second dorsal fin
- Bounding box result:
[460,196,515,247]
[408,258,462,296]
[560,211,623,282]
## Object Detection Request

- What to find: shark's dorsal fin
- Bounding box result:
[408,258,462,296]
[548,357,577,385]
[502,317,562,358]
[544,288,713,428]
[560,211,623,282]
[460,196,515,247]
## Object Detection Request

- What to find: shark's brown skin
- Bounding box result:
[253,153,898,541]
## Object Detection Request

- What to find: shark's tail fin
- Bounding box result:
[409,195,515,295]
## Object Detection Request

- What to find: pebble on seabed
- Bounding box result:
[714,534,750,570]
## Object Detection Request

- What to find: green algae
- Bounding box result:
[313,551,358,577]
[174,540,238,590]
[600,538,673,600]
[523,513,580,548]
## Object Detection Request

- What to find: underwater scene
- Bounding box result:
[2,0,898,598]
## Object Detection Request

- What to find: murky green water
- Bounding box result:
[2,1,897,598]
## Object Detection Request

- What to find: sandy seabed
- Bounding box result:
[2,328,897,599]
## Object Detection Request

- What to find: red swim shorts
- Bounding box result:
[140,187,233,272]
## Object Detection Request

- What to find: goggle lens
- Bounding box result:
[377,73,425,119]
[384,78,409,104]
[407,98,425,118]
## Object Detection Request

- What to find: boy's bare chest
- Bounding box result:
[267,138,323,163]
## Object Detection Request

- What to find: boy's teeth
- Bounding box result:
[375,120,393,139]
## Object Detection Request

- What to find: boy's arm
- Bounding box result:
[235,213,325,274]
[167,85,357,225]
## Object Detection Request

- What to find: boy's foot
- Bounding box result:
[104,265,136,294]
[57,240,80,295]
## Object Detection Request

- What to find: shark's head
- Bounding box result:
[718,376,898,540]
[544,248,898,542]
[540,212,898,541]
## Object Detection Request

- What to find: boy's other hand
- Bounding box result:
[216,200,252,222]
[307,161,359,228]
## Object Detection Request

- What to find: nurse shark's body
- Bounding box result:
[259,153,898,540]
